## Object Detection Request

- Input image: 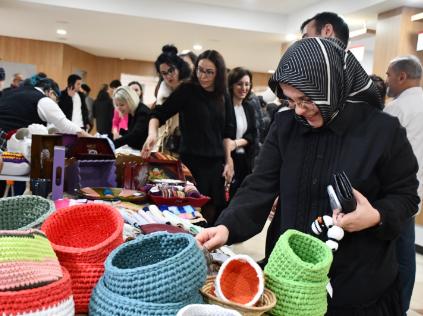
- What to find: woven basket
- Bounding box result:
[0,267,74,316]
[0,195,55,230]
[264,229,333,283]
[89,276,204,316]
[103,232,207,303]
[0,229,63,291]
[41,204,124,313]
[264,230,333,316]
[200,276,276,316]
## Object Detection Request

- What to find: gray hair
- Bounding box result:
[389,55,422,79]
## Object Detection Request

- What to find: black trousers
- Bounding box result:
[229,152,251,200]
[180,154,226,225]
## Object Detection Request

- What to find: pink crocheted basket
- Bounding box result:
[41,204,124,313]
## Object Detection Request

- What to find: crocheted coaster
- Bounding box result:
[215,255,264,307]
[103,232,207,303]
[177,304,242,316]
[0,229,62,291]
[0,267,74,316]
[89,276,204,316]
[41,204,124,313]
[0,196,55,230]
[264,230,333,316]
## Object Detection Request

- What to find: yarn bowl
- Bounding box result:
[41,204,124,313]
[265,274,328,316]
[103,232,207,303]
[200,276,277,316]
[0,196,55,230]
[89,276,204,316]
[264,229,333,283]
[215,255,264,307]
[0,267,75,316]
[0,229,63,291]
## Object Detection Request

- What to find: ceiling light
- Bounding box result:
[268,70,275,74]
[56,29,67,36]
[193,44,202,51]
[411,12,423,21]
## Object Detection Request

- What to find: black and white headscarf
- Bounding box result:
[269,37,383,127]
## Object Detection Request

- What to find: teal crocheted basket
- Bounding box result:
[103,232,207,303]
[264,229,333,316]
[0,196,55,230]
[89,276,204,316]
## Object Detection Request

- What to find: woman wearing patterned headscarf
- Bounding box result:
[197,38,419,315]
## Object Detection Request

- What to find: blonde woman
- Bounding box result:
[113,86,151,150]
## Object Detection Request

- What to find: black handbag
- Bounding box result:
[163,127,181,153]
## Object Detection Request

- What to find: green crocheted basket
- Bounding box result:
[264,229,333,316]
[0,196,55,230]
[265,229,333,283]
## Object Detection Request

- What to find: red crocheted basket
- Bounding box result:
[0,267,74,315]
[41,204,124,313]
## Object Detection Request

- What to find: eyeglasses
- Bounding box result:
[160,66,176,77]
[287,99,316,111]
[196,67,216,78]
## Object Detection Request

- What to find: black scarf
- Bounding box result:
[269,37,383,127]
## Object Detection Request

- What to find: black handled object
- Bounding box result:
[331,171,357,213]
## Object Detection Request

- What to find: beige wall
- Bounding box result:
[1,35,270,96]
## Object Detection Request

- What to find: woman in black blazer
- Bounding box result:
[227,67,257,199]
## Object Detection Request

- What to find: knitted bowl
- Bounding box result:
[215,255,264,307]
[0,229,63,291]
[177,304,242,316]
[264,229,333,283]
[41,204,124,313]
[0,267,74,316]
[103,232,207,303]
[89,276,204,316]
[265,274,328,316]
[0,195,55,230]
[200,276,276,316]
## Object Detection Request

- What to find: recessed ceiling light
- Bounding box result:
[268,70,275,74]
[193,44,202,51]
[56,29,67,36]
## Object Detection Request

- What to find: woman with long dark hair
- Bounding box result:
[226,67,257,199]
[142,50,235,225]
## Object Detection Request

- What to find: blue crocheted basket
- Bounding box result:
[102,232,207,303]
[89,276,204,316]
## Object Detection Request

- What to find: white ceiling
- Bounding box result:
[1,0,423,73]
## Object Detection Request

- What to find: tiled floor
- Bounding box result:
[230,221,423,315]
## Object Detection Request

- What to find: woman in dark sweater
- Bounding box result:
[113,86,150,150]
[142,50,235,225]
[226,67,256,199]
[197,38,420,315]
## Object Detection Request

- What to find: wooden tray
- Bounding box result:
[76,187,147,203]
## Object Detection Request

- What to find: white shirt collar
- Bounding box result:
[395,86,423,100]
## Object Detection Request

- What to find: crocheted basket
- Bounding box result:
[264,229,333,316]
[0,195,55,230]
[265,274,328,316]
[177,304,242,316]
[200,276,276,316]
[41,204,124,313]
[0,267,74,316]
[0,229,63,291]
[89,276,204,316]
[264,229,333,283]
[215,255,264,307]
[103,232,207,303]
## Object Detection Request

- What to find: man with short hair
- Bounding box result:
[2,73,24,96]
[301,11,350,49]
[384,55,423,315]
[58,74,90,131]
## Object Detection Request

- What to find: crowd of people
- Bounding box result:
[0,10,422,316]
